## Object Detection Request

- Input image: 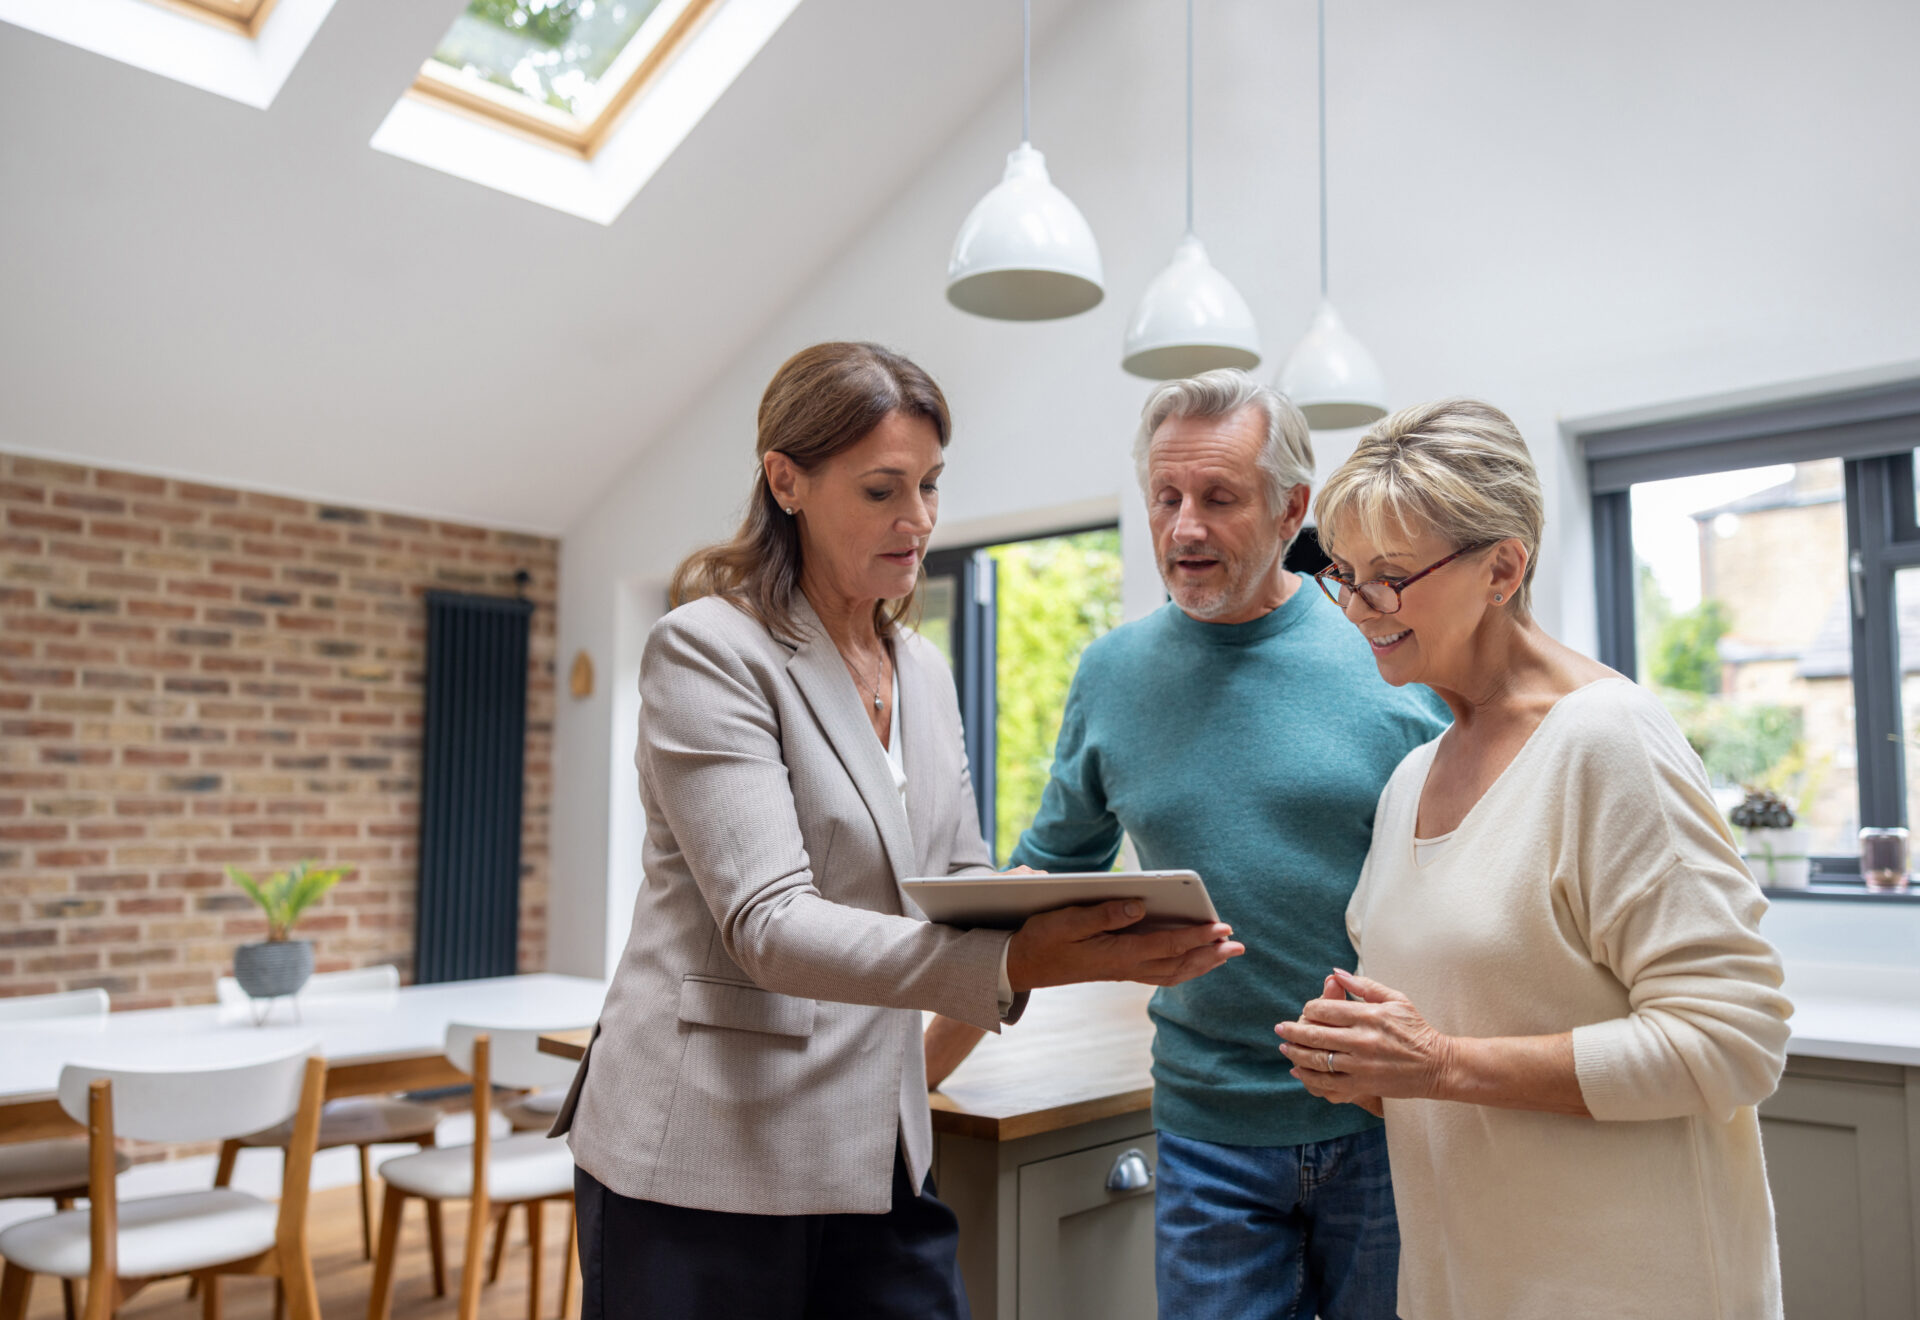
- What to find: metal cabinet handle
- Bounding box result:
[1106,1147,1153,1192]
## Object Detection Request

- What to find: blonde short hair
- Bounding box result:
[1314,398,1544,617]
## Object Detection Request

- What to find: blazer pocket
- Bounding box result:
[677,975,817,1039]
[545,1022,598,1137]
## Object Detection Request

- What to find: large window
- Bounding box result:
[414,0,719,158]
[1587,374,1920,883]
[1624,460,1856,855]
[917,528,1123,864]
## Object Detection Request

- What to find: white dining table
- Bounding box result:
[0,972,609,1144]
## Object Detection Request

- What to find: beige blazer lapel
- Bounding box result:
[896,641,947,879]
[784,596,918,885]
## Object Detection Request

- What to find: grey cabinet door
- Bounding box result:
[1017,1132,1159,1320]
[1760,1070,1913,1320]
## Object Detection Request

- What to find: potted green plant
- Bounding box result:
[1729,789,1810,888]
[227,860,351,1004]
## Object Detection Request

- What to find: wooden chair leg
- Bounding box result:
[213,1140,241,1188]
[0,1262,33,1320]
[458,1194,488,1320]
[357,1145,375,1260]
[366,1184,408,1320]
[525,1201,545,1320]
[561,1200,579,1320]
[52,1197,77,1320]
[187,1146,242,1305]
[199,1274,220,1320]
[487,1204,512,1285]
[281,1248,319,1320]
[425,1199,448,1297]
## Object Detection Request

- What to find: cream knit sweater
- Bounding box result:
[1347,678,1792,1320]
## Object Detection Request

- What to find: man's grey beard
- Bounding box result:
[1159,538,1282,620]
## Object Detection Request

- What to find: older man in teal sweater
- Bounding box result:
[1008,372,1447,1320]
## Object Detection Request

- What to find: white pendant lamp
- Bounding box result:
[1278,0,1387,429]
[1122,0,1261,379]
[946,0,1104,321]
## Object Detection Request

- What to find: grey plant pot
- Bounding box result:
[233,939,313,1000]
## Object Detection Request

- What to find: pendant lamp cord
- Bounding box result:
[1185,0,1195,236]
[1021,0,1032,145]
[1316,0,1329,299]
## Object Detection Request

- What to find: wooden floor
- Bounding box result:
[18,1184,579,1320]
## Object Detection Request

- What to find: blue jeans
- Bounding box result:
[1155,1127,1399,1320]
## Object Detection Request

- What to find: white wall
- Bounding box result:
[547,0,1920,972]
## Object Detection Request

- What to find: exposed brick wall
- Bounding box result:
[0,454,556,1008]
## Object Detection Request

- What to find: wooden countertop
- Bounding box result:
[538,1027,591,1060]
[536,980,1157,1144]
[929,981,1155,1141]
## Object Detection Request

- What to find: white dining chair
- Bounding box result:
[210,965,444,1266]
[499,1089,566,1134]
[0,990,127,1320]
[0,990,109,1024]
[367,1024,581,1320]
[0,1040,327,1320]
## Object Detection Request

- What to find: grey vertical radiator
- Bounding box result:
[414,589,532,984]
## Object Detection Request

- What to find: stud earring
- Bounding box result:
[1493,593,1504,602]
[783,507,795,515]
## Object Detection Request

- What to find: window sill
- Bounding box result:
[1763,883,1920,904]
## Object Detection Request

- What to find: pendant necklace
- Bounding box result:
[844,645,885,713]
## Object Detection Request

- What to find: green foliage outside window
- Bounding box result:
[1650,599,1733,694]
[1635,558,1804,796]
[464,0,588,46]
[990,530,1123,865]
[1659,690,1805,791]
[433,0,658,118]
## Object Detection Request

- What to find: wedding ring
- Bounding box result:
[1323,1051,1337,1073]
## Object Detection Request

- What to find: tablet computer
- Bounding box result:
[901,869,1218,932]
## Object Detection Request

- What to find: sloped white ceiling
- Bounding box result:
[0,0,1079,533]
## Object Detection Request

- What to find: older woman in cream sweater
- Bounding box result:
[1275,398,1792,1320]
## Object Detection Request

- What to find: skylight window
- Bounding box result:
[372,0,800,223]
[150,0,276,38]
[414,0,718,158]
[0,0,340,108]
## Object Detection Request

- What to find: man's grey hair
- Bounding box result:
[1132,369,1316,518]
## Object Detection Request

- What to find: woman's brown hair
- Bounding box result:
[670,342,952,640]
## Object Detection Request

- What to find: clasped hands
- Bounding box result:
[1275,969,1454,1117]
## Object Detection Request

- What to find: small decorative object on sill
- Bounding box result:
[1730,788,1810,889]
[570,649,594,699]
[1859,827,1911,892]
[227,860,351,1025]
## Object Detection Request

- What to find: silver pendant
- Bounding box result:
[873,694,883,712]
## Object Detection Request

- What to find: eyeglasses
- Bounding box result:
[1313,543,1493,615]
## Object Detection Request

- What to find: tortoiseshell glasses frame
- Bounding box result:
[1313,543,1496,615]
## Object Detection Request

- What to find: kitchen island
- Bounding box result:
[928,967,1920,1320]
[539,967,1920,1320]
[1764,963,1920,1320]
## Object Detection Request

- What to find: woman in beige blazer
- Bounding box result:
[555,342,1242,1320]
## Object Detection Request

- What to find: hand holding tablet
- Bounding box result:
[902,870,1241,990]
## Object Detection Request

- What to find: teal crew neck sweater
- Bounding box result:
[1009,579,1450,1148]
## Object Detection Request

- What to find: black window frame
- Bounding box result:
[922,543,999,853]
[923,522,1121,861]
[1582,372,1920,887]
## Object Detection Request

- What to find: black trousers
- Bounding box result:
[574,1151,970,1320]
